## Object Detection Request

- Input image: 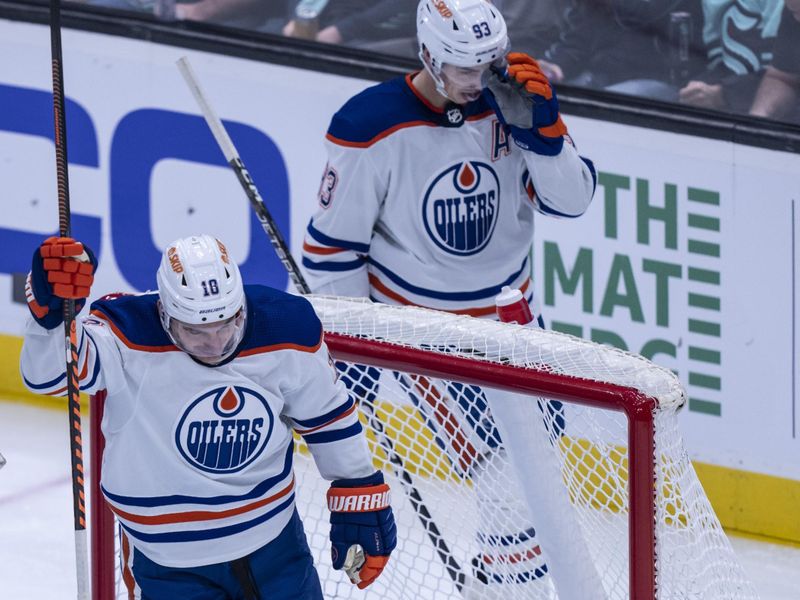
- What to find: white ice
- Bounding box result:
[1,401,798,599]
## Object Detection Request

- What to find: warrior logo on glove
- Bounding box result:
[328,471,397,589]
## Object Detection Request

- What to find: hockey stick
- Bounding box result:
[49,1,90,598]
[175,57,309,295]
[176,56,466,592]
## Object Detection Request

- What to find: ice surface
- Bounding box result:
[1,401,798,599]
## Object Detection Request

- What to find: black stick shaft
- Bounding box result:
[49,1,89,598]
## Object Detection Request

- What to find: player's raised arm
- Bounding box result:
[20,237,106,397]
[485,52,597,218]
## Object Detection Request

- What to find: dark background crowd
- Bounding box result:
[66,0,800,125]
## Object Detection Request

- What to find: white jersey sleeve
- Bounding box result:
[20,312,116,398]
[301,118,388,296]
[282,340,375,481]
[520,138,597,219]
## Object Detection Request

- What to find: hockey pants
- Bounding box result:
[127,509,323,600]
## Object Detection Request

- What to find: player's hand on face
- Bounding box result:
[485,52,567,156]
[328,471,397,589]
[27,236,97,329]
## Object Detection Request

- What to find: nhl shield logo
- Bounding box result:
[422,161,500,256]
[446,107,464,125]
[175,386,274,474]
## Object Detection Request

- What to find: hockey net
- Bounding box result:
[89,295,756,599]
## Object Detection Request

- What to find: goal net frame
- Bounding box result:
[88,338,658,599]
[87,295,754,600]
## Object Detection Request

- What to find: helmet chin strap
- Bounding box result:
[419,48,453,101]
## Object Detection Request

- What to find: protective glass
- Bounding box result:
[168,306,247,364]
[440,62,493,102]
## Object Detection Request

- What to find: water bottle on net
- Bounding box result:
[495,285,533,326]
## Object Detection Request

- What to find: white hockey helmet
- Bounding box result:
[156,235,247,363]
[417,0,509,97]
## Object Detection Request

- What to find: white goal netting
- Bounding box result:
[93,295,757,600]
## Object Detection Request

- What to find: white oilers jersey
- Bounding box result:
[19,286,375,568]
[302,73,596,317]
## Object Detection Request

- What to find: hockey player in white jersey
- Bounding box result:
[20,234,396,599]
[301,0,596,597]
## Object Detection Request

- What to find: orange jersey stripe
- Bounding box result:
[327,120,437,149]
[368,274,530,318]
[238,337,322,358]
[302,241,346,256]
[294,403,357,435]
[109,477,295,526]
[45,347,91,396]
[121,531,136,599]
[90,310,178,353]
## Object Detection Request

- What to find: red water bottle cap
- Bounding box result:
[495,286,533,325]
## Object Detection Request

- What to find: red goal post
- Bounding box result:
[89,296,755,600]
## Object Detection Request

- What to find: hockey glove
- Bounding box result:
[27,236,97,330]
[485,52,567,156]
[328,470,396,589]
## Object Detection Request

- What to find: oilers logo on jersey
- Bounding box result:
[422,161,500,256]
[175,385,275,474]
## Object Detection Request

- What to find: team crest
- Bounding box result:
[174,386,274,474]
[318,163,339,208]
[422,161,500,256]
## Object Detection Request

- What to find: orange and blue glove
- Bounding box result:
[328,470,396,589]
[485,52,568,156]
[26,236,97,330]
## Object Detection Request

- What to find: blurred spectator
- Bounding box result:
[283,0,417,56]
[173,0,286,29]
[81,0,288,28]
[281,0,566,60]
[679,0,784,112]
[538,0,706,101]
[494,0,570,57]
[750,1,800,121]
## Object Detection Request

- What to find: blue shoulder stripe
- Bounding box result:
[327,74,495,146]
[90,293,173,349]
[327,76,433,145]
[241,285,322,351]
